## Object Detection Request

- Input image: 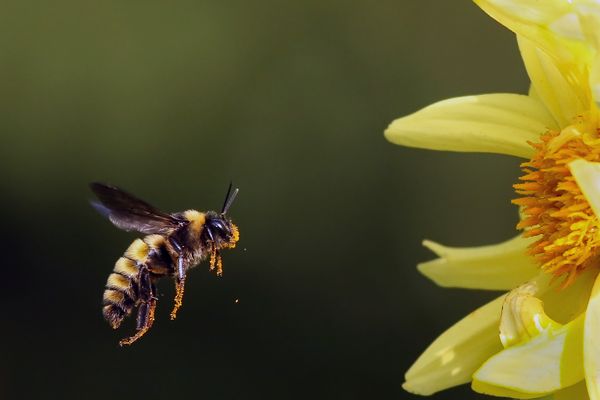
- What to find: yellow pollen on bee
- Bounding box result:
[513,127,600,287]
[207,223,238,275]
[209,244,217,271]
[227,223,240,248]
[208,243,223,276]
[170,280,185,321]
[216,255,223,276]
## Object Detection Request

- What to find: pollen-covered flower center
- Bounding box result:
[514,129,600,286]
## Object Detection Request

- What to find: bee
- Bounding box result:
[90,182,239,346]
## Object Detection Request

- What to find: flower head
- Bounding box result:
[386,1,600,398]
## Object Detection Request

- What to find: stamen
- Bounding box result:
[513,128,600,286]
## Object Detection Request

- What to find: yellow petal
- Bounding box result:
[591,51,600,108]
[569,159,600,220]
[384,93,557,158]
[476,0,600,112]
[540,266,598,324]
[473,314,584,396]
[499,279,560,348]
[403,295,505,395]
[472,381,586,399]
[474,0,577,57]
[418,236,539,290]
[528,83,541,102]
[475,0,595,125]
[584,271,600,400]
[554,381,589,400]
[498,269,595,341]
[472,380,549,399]
[551,2,600,110]
[578,8,600,107]
[474,0,573,31]
[518,35,590,128]
[473,272,589,396]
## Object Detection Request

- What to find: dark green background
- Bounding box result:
[1,1,529,399]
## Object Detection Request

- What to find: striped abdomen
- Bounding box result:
[102,235,173,329]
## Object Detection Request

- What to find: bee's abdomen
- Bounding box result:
[102,236,173,329]
[102,238,149,329]
[103,258,138,329]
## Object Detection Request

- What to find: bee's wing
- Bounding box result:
[90,182,185,235]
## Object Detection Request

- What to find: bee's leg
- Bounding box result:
[169,238,186,320]
[119,266,157,346]
[170,256,186,320]
[209,247,223,276]
[117,299,156,346]
[205,230,223,275]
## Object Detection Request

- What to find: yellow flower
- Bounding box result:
[385,1,600,398]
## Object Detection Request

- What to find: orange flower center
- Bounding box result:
[513,128,600,287]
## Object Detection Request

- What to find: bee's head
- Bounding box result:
[202,183,240,249]
[202,184,239,275]
[203,212,239,248]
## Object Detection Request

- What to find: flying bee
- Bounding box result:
[90,182,239,346]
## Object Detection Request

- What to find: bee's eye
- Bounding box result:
[208,219,229,237]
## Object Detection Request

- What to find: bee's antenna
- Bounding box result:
[221,182,239,214]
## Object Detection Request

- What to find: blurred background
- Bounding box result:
[1,1,530,399]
